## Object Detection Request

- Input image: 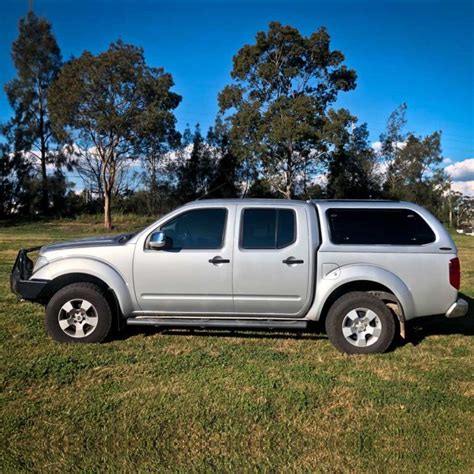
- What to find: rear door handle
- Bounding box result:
[209,256,230,264]
[282,257,304,265]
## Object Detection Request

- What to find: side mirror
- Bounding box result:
[148,231,166,250]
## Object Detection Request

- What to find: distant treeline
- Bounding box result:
[1,13,472,229]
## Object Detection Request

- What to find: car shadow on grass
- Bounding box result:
[113,294,473,346]
[114,321,327,342]
[402,293,473,347]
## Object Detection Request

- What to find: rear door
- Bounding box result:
[232,205,311,317]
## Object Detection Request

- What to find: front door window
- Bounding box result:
[160,208,227,250]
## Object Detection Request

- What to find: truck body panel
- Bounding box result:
[12,199,466,333]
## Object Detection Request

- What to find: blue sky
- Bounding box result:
[1,0,473,183]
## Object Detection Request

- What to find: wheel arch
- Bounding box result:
[307,264,416,336]
[41,273,120,315]
[319,280,404,323]
[33,257,135,317]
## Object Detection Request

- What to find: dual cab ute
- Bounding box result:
[11,199,468,354]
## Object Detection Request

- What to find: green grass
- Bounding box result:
[1,218,473,472]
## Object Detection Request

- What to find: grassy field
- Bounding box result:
[1,217,473,472]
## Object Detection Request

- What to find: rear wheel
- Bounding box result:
[325,292,396,354]
[45,283,113,343]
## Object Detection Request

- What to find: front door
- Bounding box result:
[133,205,235,315]
[232,205,311,317]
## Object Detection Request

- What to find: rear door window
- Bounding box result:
[326,208,436,245]
[241,208,296,249]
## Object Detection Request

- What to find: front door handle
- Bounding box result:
[209,256,230,264]
[282,257,304,265]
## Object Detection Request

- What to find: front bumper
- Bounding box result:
[445,298,469,318]
[10,247,48,302]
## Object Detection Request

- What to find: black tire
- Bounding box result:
[325,291,396,354]
[45,283,113,343]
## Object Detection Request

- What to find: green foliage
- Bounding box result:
[48,40,181,229]
[3,11,63,214]
[0,143,21,218]
[1,14,469,225]
[380,104,449,218]
[325,111,380,199]
[175,124,214,202]
[448,193,474,229]
[205,117,240,199]
[219,22,357,198]
[174,120,241,203]
[139,126,181,215]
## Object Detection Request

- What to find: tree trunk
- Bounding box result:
[449,190,455,229]
[40,152,48,214]
[104,190,112,231]
[284,170,292,199]
[39,112,49,215]
[150,160,159,215]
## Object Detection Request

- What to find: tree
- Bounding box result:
[72,145,136,206]
[206,117,239,198]
[453,193,474,229]
[0,143,18,218]
[49,41,181,229]
[139,112,180,215]
[379,104,448,218]
[175,125,214,202]
[218,22,357,198]
[445,190,474,229]
[325,109,380,199]
[4,11,63,214]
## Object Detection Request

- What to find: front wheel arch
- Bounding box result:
[41,273,122,324]
[45,282,114,343]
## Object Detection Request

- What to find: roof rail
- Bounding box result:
[311,199,400,203]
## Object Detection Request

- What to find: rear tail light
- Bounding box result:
[449,257,460,290]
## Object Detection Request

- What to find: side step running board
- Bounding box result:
[126,318,308,331]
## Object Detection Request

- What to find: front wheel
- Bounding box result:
[325,292,396,354]
[45,283,113,343]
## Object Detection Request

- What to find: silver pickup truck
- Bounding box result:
[11,199,468,354]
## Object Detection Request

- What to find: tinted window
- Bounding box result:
[241,209,296,249]
[327,209,436,245]
[160,208,226,249]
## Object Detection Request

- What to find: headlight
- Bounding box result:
[33,256,49,273]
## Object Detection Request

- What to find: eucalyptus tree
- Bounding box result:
[0,142,18,218]
[380,104,448,217]
[175,125,214,203]
[324,109,380,199]
[218,22,357,198]
[4,11,62,214]
[49,41,181,229]
[206,117,239,198]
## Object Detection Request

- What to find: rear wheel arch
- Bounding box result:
[319,280,406,336]
[325,290,397,354]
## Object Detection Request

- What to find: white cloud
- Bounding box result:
[445,158,474,182]
[442,157,453,165]
[371,141,383,153]
[451,180,474,196]
[374,160,390,176]
[312,174,327,186]
[371,141,406,154]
